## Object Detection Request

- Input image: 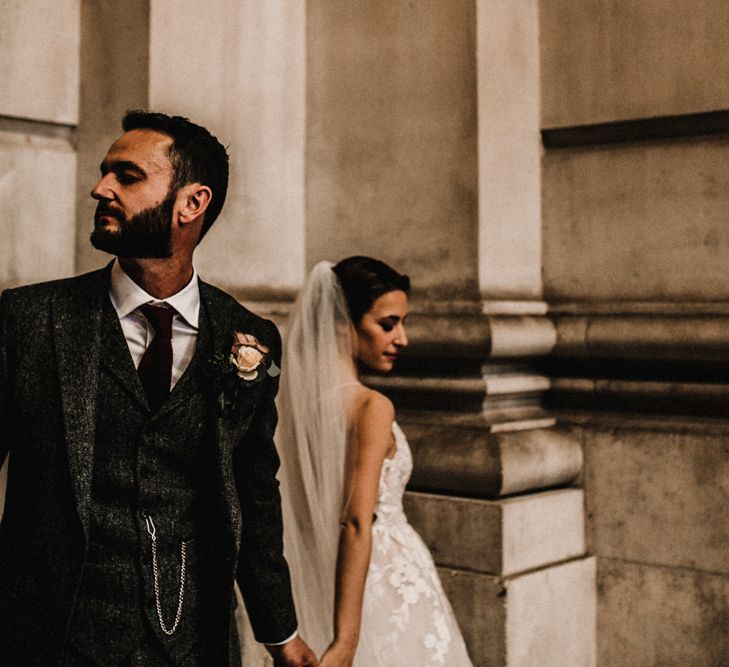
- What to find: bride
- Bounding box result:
[268,256,473,666]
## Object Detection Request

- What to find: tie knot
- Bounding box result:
[140,303,175,339]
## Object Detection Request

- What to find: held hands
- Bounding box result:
[266,636,319,667]
[319,640,356,667]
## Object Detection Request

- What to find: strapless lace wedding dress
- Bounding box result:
[240,421,473,666]
[353,422,473,666]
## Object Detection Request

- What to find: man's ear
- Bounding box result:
[177,183,212,225]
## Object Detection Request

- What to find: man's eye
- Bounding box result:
[118,172,139,184]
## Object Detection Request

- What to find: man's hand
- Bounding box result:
[266,636,319,667]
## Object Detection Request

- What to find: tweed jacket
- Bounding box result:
[0,266,297,664]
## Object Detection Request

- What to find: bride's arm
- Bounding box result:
[319,391,395,667]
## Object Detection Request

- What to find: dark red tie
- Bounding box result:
[138,304,175,411]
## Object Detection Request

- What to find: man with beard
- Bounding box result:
[0,111,318,666]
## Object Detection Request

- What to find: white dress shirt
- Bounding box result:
[109,260,297,647]
[109,260,199,388]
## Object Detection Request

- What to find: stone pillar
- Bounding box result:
[75,0,150,274]
[306,1,595,664]
[148,0,307,299]
[0,0,79,291]
[0,0,82,517]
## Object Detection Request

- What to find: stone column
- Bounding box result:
[148,0,307,300]
[0,0,82,517]
[75,0,150,274]
[0,0,79,291]
[306,1,595,664]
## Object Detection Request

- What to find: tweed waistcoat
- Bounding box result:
[68,299,227,665]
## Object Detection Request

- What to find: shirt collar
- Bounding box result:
[109,259,200,329]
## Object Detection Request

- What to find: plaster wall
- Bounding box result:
[597,558,729,666]
[541,0,729,127]
[148,0,306,296]
[0,133,77,289]
[75,0,150,274]
[583,423,729,575]
[576,420,729,662]
[543,137,729,302]
[306,0,479,300]
[0,1,80,125]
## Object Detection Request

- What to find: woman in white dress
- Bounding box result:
[274,257,473,667]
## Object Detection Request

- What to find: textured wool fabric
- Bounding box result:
[0,265,297,665]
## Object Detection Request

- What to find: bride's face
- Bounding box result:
[354,289,409,373]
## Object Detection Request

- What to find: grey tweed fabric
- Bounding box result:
[0,265,297,665]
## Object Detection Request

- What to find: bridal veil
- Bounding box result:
[276,261,358,657]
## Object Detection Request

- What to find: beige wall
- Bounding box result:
[306,0,479,301]
[149,0,307,297]
[0,2,80,292]
[75,0,150,274]
[0,133,77,288]
[541,0,729,304]
[543,137,729,302]
[541,0,729,127]
[541,2,729,664]
[0,1,80,125]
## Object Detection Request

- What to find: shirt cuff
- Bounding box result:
[263,628,298,646]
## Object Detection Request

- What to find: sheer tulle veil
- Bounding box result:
[276,260,359,656]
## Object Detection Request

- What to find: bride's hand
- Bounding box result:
[319,640,355,667]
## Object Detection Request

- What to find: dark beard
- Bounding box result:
[90,192,175,259]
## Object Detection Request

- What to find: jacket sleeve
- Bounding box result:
[0,290,12,469]
[233,320,298,644]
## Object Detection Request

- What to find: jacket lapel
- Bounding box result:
[52,267,109,538]
[199,282,243,551]
[99,296,149,409]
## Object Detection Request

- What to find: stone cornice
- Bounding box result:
[553,314,729,362]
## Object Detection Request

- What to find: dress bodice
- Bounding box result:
[373,422,412,527]
[362,420,473,665]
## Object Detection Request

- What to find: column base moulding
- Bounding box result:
[397,413,581,498]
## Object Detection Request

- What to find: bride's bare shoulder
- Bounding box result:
[349,386,394,432]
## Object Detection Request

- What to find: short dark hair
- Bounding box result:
[332,256,411,324]
[122,110,229,240]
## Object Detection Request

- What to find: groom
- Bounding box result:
[0,111,317,666]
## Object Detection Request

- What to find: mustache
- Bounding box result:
[94,204,124,224]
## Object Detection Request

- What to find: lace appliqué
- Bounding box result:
[360,423,472,666]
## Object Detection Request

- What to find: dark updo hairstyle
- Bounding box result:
[332,256,411,324]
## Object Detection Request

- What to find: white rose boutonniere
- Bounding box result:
[230,332,280,382]
[208,331,281,416]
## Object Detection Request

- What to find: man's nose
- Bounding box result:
[91,173,114,200]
